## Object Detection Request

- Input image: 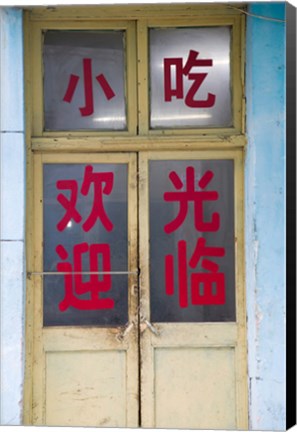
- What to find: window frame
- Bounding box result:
[26,8,245,140]
[137,16,245,136]
[28,20,137,137]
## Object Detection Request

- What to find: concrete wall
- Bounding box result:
[0,3,287,429]
[0,7,25,425]
[245,3,286,430]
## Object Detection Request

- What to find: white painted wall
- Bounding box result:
[0,7,25,425]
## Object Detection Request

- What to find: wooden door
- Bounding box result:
[139,150,248,429]
[30,152,138,427]
[29,149,248,429]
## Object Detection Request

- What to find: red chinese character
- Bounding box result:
[164,167,220,233]
[56,165,114,233]
[56,179,82,231]
[81,165,114,232]
[63,58,116,117]
[164,50,216,108]
[165,237,225,308]
[56,242,114,311]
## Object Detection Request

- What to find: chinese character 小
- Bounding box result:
[63,58,115,117]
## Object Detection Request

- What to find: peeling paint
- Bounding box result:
[245,3,286,430]
[0,8,25,426]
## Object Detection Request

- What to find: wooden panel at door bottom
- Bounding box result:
[45,350,127,427]
[154,346,236,429]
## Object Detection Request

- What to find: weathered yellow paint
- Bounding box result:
[26,4,246,21]
[25,6,245,139]
[154,347,236,428]
[46,351,127,426]
[139,150,248,429]
[31,135,247,152]
[28,19,137,137]
[27,153,139,426]
[24,5,248,428]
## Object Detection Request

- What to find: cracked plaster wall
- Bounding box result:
[0,7,25,425]
[245,3,286,430]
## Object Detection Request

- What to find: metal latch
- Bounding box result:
[139,313,160,336]
[116,320,135,342]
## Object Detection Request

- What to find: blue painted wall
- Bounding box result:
[245,3,286,430]
[0,3,287,429]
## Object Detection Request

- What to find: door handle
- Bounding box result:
[140,313,160,336]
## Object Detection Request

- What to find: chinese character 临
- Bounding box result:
[165,237,225,308]
[56,165,114,232]
[56,242,114,311]
[63,58,115,117]
[164,50,216,108]
[164,167,220,234]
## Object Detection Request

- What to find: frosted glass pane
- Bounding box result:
[44,31,127,131]
[150,27,232,129]
[43,163,128,326]
[149,160,235,322]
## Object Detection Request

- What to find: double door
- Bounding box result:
[29,150,247,429]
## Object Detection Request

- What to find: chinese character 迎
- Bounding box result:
[56,242,114,311]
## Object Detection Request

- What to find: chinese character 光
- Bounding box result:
[56,242,114,311]
[164,167,220,234]
[165,237,225,308]
[63,58,116,117]
[56,165,114,233]
[164,50,216,108]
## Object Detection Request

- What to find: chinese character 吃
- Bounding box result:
[164,50,216,108]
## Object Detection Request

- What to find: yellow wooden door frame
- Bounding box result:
[139,149,248,428]
[23,4,247,427]
[25,152,139,426]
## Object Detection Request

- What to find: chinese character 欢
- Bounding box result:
[56,242,114,311]
[56,165,114,232]
[164,167,220,233]
[165,237,225,308]
[63,58,115,117]
[164,50,216,108]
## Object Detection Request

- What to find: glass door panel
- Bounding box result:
[149,159,235,322]
[43,163,129,326]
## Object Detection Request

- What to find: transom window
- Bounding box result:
[29,13,244,137]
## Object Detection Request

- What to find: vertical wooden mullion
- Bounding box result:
[126,153,139,427]
[31,23,43,137]
[232,16,245,134]
[234,149,249,429]
[126,22,138,135]
[138,152,155,427]
[31,154,45,424]
[137,20,149,135]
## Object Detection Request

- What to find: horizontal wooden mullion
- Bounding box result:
[27,5,245,21]
[31,135,246,153]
